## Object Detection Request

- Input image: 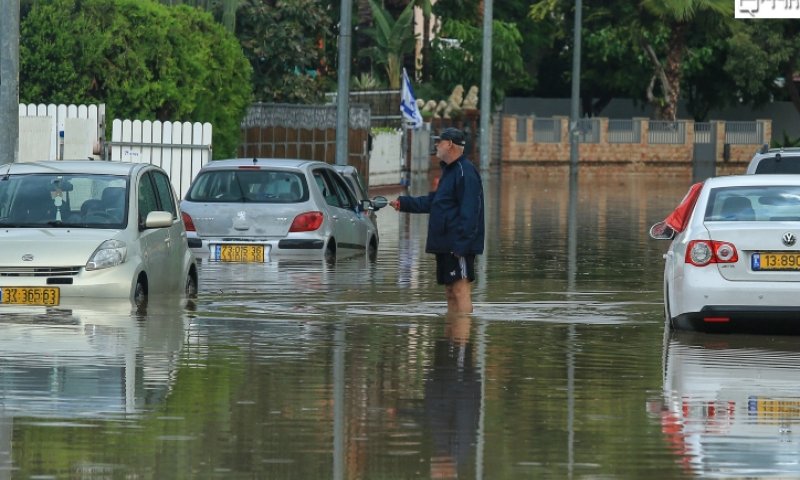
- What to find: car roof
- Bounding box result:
[704,174,800,188]
[1,160,150,176]
[200,158,330,171]
[753,146,800,157]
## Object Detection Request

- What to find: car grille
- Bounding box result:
[0,266,82,277]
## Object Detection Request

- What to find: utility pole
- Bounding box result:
[335,0,353,166]
[0,0,20,165]
[568,0,582,178]
[478,0,492,171]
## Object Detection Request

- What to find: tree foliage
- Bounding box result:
[430,19,529,106]
[236,0,332,104]
[20,0,252,159]
[724,20,800,114]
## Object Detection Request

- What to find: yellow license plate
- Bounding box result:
[750,398,800,417]
[215,244,265,263]
[752,252,800,271]
[0,287,60,306]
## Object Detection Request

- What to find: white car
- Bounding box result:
[747,145,800,174]
[180,158,387,263]
[650,174,800,331]
[0,161,198,307]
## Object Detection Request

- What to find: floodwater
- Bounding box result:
[1,167,800,479]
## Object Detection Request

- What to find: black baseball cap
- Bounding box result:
[435,127,466,147]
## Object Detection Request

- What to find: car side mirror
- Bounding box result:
[143,211,173,229]
[649,221,675,240]
[371,196,388,211]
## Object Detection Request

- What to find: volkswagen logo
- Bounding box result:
[783,232,797,247]
[21,254,33,262]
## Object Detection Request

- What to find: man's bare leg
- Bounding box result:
[446,279,473,314]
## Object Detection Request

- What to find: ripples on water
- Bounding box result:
[1,168,798,478]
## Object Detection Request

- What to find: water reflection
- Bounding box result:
[0,168,715,477]
[0,299,188,477]
[656,331,800,477]
[425,314,481,479]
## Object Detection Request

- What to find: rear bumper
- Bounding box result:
[188,235,326,260]
[674,306,800,333]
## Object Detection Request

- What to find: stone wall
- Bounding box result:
[500,116,771,173]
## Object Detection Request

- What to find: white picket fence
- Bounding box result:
[109,119,212,199]
[18,103,104,161]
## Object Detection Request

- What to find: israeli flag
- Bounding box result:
[400,68,423,129]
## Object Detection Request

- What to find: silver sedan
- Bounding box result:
[180,158,387,263]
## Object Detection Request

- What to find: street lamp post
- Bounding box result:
[0,0,20,165]
[568,0,582,178]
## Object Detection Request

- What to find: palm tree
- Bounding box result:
[641,0,731,120]
[414,0,433,81]
[361,0,417,89]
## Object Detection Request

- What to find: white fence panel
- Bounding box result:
[110,119,212,198]
[18,103,104,161]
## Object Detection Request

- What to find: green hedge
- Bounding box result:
[21,0,253,159]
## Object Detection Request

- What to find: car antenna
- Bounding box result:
[253,158,258,165]
[759,143,769,154]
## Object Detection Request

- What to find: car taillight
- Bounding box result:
[685,240,739,266]
[290,211,323,232]
[181,212,196,232]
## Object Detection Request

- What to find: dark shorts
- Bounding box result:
[435,253,476,285]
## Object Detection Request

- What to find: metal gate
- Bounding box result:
[692,122,717,182]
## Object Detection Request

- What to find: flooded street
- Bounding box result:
[2,167,800,478]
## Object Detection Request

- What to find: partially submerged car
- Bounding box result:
[650,174,800,332]
[180,158,388,263]
[0,161,198,307]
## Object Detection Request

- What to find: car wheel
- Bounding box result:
[185,272,198,297]
[325,241,336,265]
[134,277,147,308]
[367,238,377,262]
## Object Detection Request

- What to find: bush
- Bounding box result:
[20,0,252,159]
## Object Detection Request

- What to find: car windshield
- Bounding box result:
[185,169,308,203]
[705,185,800,222]
[0,173,128,228]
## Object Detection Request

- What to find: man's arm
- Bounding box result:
[391,192,434,213]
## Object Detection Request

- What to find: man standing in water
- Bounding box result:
[390,127,485,313]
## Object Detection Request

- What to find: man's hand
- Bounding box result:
[389,199,401,211]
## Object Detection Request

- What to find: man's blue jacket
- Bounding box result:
[398,155,485,256]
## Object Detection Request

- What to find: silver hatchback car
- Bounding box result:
[180,158,388,263]
[0,161,198,308]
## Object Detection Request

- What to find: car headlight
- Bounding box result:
[86,239,127,271]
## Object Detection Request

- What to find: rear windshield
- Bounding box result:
[754,156,800,174]
[185,169,308,203]
[705,185,800,222]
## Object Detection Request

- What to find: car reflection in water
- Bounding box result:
[652,331,800,477]
[0,299,187,425]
